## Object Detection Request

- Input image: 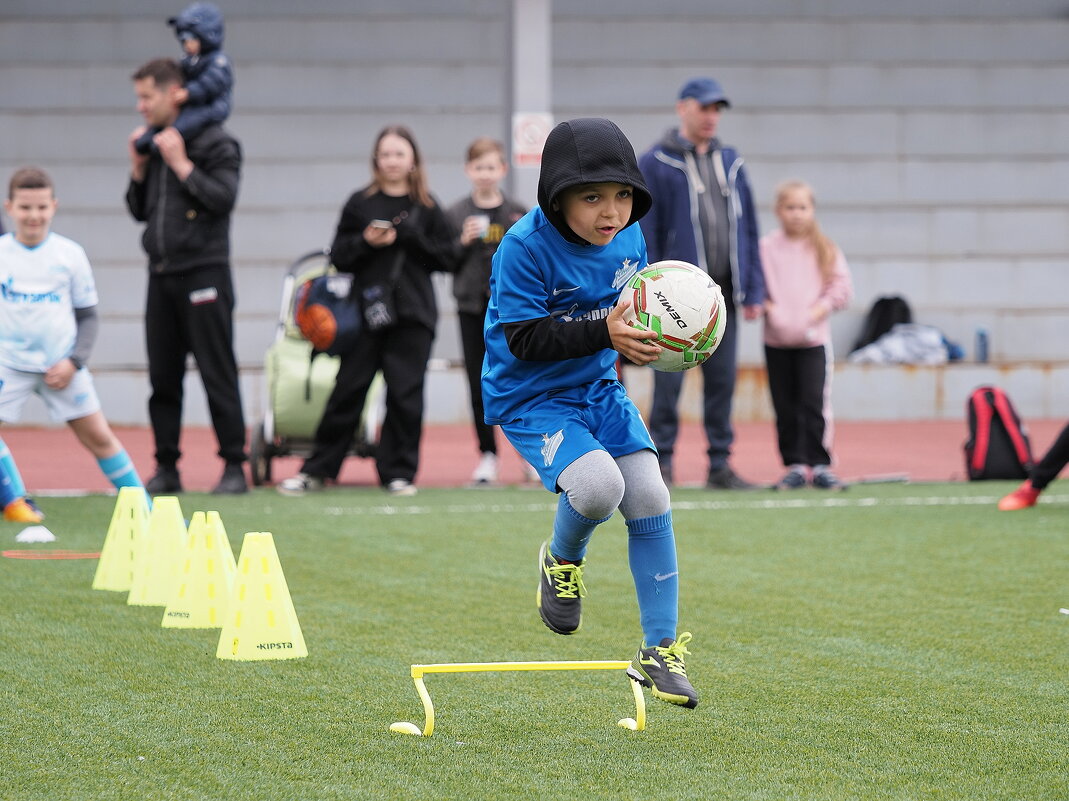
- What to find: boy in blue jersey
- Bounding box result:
[0,167,144,522]
[483,118,698,708]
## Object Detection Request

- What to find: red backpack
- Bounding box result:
[964,386,1034,480]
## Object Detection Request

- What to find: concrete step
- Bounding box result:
[626,361,1069,423]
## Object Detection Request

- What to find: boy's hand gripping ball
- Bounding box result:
[618,260,726,372]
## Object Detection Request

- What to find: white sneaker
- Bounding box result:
[386,479,418,497]
[277,472,325,496]
[471,452,499,485]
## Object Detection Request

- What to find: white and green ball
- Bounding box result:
[619,260,726,372]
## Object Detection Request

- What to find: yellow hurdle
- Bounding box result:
[389,660,646,737]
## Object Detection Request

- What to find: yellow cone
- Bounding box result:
[162,511,237,629]
[92,487,151,592]
[216,532,308,661]
[128,496,187,607]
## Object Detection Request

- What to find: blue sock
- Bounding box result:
[0,436,27,507]
[98,450,144,490]
[627,511,679,645]
[550,494,611,563]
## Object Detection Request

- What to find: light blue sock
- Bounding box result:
[550,494,611,563]
[98,450,143,490]
[627,511,679,645]
[0,436,27,507]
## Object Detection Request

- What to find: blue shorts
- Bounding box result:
[501,379,655,492]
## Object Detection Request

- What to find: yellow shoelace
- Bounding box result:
[655,631,693,676]
[546,560,587,599]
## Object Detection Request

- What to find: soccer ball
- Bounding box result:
[618,260,726,372]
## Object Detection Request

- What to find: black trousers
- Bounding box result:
[303,321,433,486]
[1032,420,1069,490]
[145,266,246,467]
[650,310,739,470]
[764,343,832,468]
[458,309,496,455]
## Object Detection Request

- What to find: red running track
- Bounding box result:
[6,419,1065,493]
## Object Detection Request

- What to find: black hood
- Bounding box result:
[537,118,652,245]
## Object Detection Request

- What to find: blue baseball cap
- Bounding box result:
[679,77,731,108]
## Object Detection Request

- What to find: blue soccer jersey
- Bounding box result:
[482,206,647,425]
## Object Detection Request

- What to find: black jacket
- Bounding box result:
[329,188,455,333]
[445,194,527,315]
[169,2,233,121]
[126,123,241,274]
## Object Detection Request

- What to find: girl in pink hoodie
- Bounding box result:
[760,181,853,489]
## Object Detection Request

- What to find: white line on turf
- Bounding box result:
[272,493,1069,518]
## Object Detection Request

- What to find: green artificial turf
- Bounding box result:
[1,482,1067,800]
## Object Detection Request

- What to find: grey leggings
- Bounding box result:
[556,448,670,521]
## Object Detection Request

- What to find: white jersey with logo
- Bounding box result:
[0,232,99,373]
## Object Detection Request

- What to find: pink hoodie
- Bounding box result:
[759,229,853,349]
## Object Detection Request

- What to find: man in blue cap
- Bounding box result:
[638,77,766,489]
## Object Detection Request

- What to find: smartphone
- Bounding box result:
[370,219,393,229]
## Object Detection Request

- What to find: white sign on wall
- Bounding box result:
[512,112,553,167]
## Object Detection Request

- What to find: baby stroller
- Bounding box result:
[250,249,385,485]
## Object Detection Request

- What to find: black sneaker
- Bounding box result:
[145,466,182,494]
[706,466,757,490]
[627,632,698,709]
[773,469,808,490]
[812,469,847,491]
[212,463,248,495]
[536,541,585,635]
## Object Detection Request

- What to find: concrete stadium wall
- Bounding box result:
[1,0,1067,426]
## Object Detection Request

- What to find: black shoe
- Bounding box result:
[536,541,585,635]
[212,463,248,495]
[627,632,698,709]
[812,469,847,491]
[772,469,808,490]
[706,466,757,490]
[145,466,182,494]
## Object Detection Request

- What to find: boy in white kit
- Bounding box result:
[0,167,143,522]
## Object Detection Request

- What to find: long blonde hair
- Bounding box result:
[775,180,837,283]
